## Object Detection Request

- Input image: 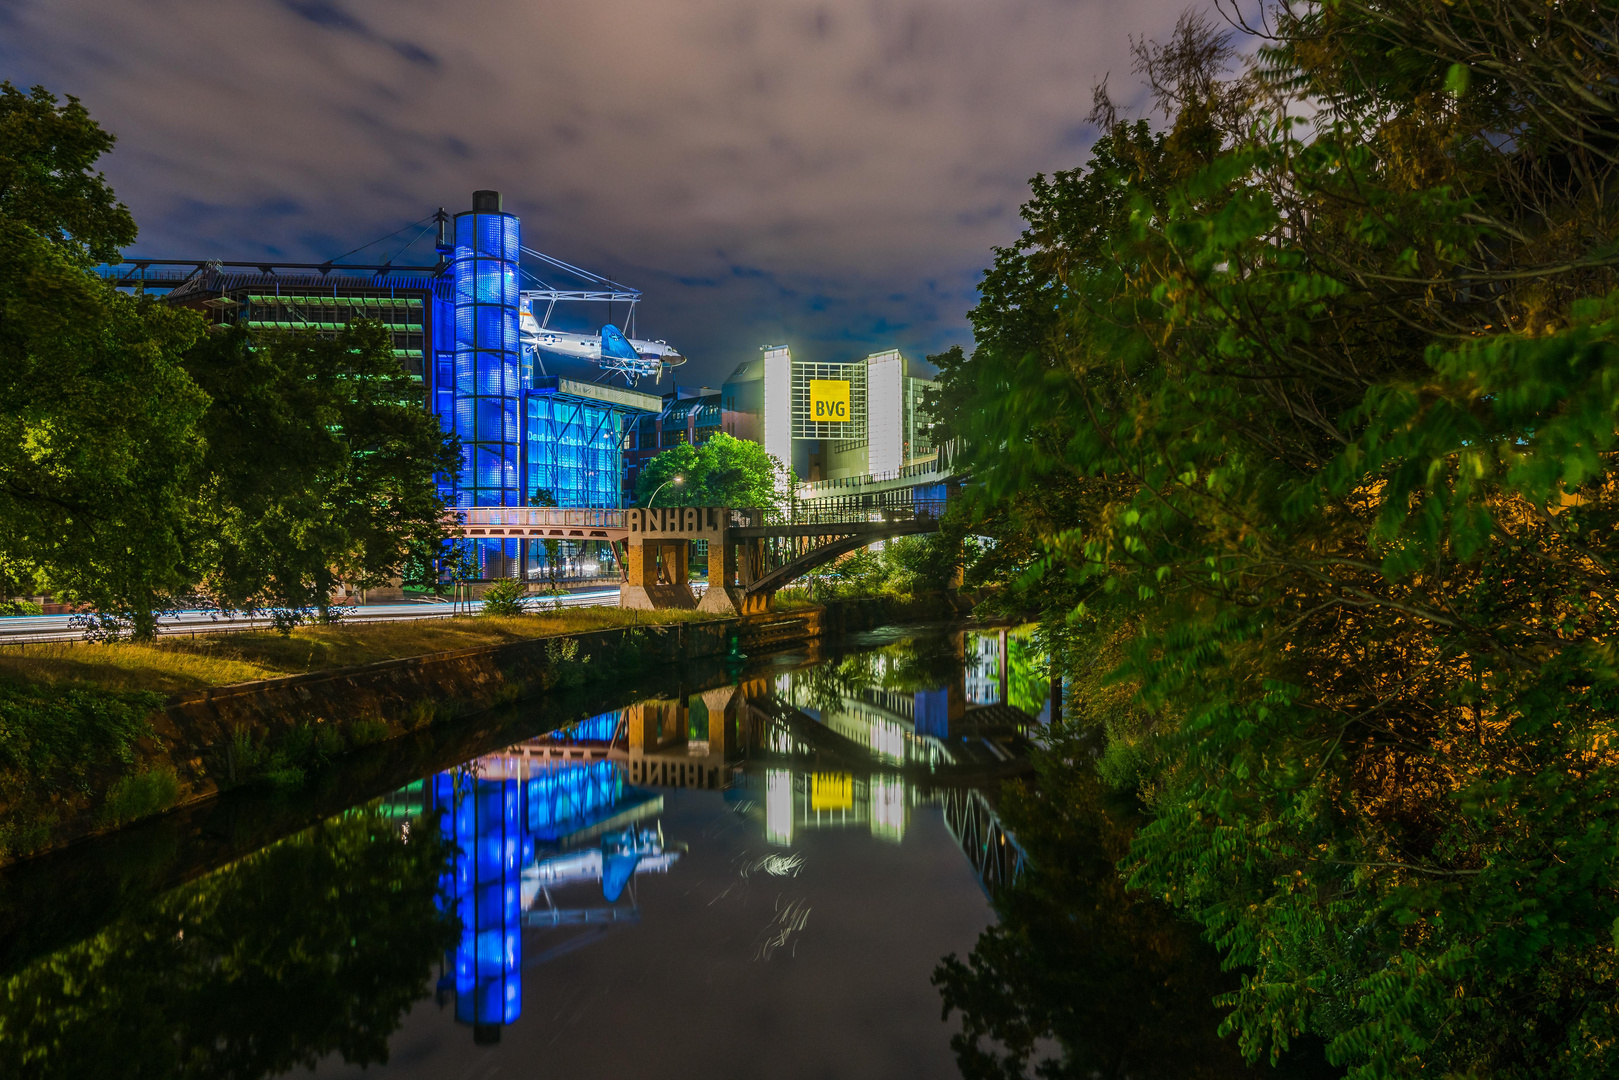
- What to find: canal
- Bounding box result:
[0,625,1335,1079]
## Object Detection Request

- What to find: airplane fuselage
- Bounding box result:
[519,311,684,366]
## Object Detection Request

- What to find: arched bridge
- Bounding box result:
[624,484,956,613]
[449,480,961,614]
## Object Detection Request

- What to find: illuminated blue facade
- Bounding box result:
[526,393,635,507]
[436,772,526,1038]
[451,191,522,509]
[427,726,662,1041]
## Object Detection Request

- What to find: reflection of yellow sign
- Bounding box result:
[811,772,853,811]
[808,380,851,423]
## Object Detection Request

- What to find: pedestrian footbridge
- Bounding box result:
[447,457,965,613]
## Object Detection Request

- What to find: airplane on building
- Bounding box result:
[519,305,686,382]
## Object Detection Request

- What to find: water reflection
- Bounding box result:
[0,625,1333,1079]
[388,627,1043,1047]
[387,757,680,1044]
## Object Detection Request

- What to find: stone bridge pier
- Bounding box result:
[619,507,771,614]
[620,498,947,613]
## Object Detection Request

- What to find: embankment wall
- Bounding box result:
[12,595,969,864]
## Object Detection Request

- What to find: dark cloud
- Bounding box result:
[280,0,367,34]
[0,0,1192,384]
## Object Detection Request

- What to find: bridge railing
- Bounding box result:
[455,507,628,530]
[795,439,964,499]
[762,493,948,528]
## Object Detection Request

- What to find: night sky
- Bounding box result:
[2,0,1190,387]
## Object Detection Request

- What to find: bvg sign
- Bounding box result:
[808,379,851,422]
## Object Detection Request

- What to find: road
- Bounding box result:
[0,587,625,645]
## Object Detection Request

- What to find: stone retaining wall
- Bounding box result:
[10,596,969,864]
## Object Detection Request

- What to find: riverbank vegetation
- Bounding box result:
[0,804,451,1078]
[936,3,1619,1077]
[0,607,719,696]
[780,533,967,604]
[0,83,456,639]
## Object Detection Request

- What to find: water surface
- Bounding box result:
[0,626,1334,1079]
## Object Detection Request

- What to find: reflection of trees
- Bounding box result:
[794,636,966,715]
[1005,634,1050,717]
[935,733,1337,1080]
[0,805,453,1079]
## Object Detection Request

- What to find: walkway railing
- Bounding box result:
[762,492,947,528]
[455,507,627,530]
[795,440,963,499]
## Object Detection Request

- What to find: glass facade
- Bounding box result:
[452,207,522,508]
[436,772,525,1034]
[154,196,662,579]
[525,395,626,508]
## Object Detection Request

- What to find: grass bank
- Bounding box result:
[0,595,967,863]
[0,607,718,696]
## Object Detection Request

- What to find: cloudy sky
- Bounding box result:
[1,0,1193,386]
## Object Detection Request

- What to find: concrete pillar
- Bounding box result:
[621,538,698,610]
[625,539,656,589]
[998,628,1009,708]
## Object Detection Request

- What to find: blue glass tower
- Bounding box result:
[437,772,526,1043]
[452,191,521,509]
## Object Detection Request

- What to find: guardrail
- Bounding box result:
[761,495,947,528]
[795,440,963,498]
[456,507,628,530]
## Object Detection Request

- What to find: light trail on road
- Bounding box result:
[0,588,624,645]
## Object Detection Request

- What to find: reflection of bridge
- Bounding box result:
[387,625,1045,1044]
[383,753,680,1045]
[446,475,961,613]
[940,787,1026,895]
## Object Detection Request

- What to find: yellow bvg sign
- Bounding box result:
[808,379,851,422]
[811,772,853,811]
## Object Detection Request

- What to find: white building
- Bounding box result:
[721,345,937,481]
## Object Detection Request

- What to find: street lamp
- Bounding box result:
[647,475,684,506]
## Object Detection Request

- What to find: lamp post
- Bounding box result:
[646,475,684,507]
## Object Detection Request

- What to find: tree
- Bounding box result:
[530,487,562,591]
[182,323,458,625]
[0,82,211,639]
[942,4,1619,1076]
[0,805,454,1078]
[632,433,788,509]
[632,443,699,507]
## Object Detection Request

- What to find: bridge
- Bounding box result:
[449,469,961,614]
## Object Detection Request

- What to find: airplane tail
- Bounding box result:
[600,324,642,362]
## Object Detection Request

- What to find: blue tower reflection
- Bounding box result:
[434,773,527,1042]
[425,711,668,1045]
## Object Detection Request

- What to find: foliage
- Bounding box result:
[182,323,457,625]
[936,3,1619,1076]
[0,805,454,1078]
[96,765,181,827]
[479,577,529,618]
[787,532,965,603]
[0,682,163,858]
[0,84,210,639]
[0,683,160,798]
[633,431,790,509]
[0,600,42,617]
[543,635,590,689]
[224,721,349,788]
[0,84,456,638]
[936,726,1334,1080]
